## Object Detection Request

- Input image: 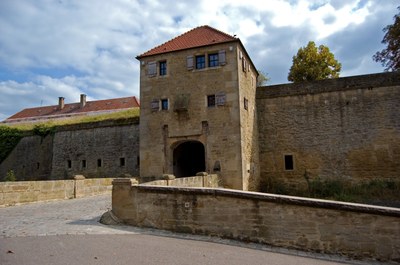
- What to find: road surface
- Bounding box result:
[0,194,371,265]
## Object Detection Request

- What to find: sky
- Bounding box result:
[0,0,398,121]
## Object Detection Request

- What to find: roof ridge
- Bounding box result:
[202,25,236,40]
[5,96,140,121]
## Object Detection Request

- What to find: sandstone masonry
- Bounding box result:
[0,118,140,180]
[257,72,400,189]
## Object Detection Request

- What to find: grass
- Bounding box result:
[0,109,139,164]
[7,108,140,132]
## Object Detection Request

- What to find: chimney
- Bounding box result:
[80,94,86,108]
[58,97,65,110]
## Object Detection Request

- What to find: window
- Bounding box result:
[196,55,205,69]
[120,157,125,167]
[82,160,87,169]
[244,98,248,110]
[161,99,169,110]
[36,162,40,170]
[97,159,102,167]
[207,95,216,107]
[161,99,168,110]
[67,160,72,169]
[284,155,294,170]
[159,61,167,76]
[208,53,219,67]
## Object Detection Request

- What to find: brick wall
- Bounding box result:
[111,182,400,262]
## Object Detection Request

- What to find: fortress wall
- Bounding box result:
[0,134,53,181]
[0,177,113,206]
[0,118,140,181]
[111,182,400,262]
[51,121,140,179]
[256,72,400,189]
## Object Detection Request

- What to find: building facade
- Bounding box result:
[137,26,260,190]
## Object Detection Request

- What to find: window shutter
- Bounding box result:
[242,58,247,72]
[147,62,157,76]
[151,99,160,111]
[219,50,226,65]
[187,56,194,70]
[216,92,226,106]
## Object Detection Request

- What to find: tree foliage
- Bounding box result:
[0,126,22,164]
[288,41,341,82]
[257,70,270,86]
[373,7,400,71]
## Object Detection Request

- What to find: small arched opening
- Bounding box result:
[173,141,205,178]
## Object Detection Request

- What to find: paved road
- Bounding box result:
[0,195,370,265]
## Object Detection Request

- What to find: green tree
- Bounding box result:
[288,41,341,82]
[257,70,270,86]
[373,7,400,71]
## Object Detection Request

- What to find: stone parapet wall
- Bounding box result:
[0,177,114,206]
[143,174,219,188]
[257,72,400,99]
[112,182,400,262]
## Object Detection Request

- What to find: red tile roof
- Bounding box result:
[5,96,140,122]
[137,25,238,58]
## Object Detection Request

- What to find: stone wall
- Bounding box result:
[237,46,260,191]
[138,41,253,190]
[51,119,140,179]
[0,118,140,181]
[0,134,53,181]
[256,72,400,189]
[143,174,219,188]
[0,177,113,206]
[111,181,400,262]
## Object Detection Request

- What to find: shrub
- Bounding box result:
[0,126,23,163]
[4,170,16,182]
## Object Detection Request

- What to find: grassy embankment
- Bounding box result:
[0,108,139,164]
[264,176,400,208]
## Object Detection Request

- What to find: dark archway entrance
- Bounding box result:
[173,141,205,178]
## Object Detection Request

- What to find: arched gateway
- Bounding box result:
[173,141,205,178]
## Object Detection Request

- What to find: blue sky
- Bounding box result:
[0,0,398,121]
